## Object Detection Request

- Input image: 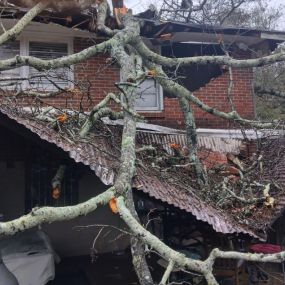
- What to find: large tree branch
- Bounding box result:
[1,16,283,74]
[15,89,63,98]
[0,1,48,45]
[117,196,285,285]
[79,92,142,137]
[0,17,138,72]
[117,196,205,273]
[114,101,154,284]
[255,85,285,99]
[80,107,124,137]
[178,95,207,186]
[207,248,285,264]
[0,40,111,71]
[147,63,282,128]
[1,7,285,285]
[96,0,118,36]
[0,188,114,236]
[133,39,285,68]
[111,35,154,285]
[159,260,174,285]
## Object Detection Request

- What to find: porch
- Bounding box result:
[0,107,284,285]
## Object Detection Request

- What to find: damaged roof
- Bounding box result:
[0,1,285,51]
[0,102,284,240]
[0,1,112,33]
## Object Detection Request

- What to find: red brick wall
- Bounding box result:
[42,38,255,129]
[41,37,120,110]
[193,67,255,128]
[73,38,120,108]
[142,68,255,129]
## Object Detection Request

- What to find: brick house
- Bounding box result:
[0,4,285,285]
[1,10,284,128]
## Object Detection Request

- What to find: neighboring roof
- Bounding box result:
[0,102,284,240]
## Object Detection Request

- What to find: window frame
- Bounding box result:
[119,42,163,112]
[134,79,164,112]
[119,72,164,112]
[18,33,74,90]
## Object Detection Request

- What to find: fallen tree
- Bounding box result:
[0,1,284,285]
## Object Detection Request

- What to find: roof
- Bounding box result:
[139,17,285,38]
[0,1,113,33]
[0,1,284,50]
[139,18,285,52]
[0,101,284,240]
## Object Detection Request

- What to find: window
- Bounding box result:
[120,71,163,111]
[28,41,70,90]
[0,37,73,91]
[135,79,163,111]
[0,41,21,89]
[26,148,79,210]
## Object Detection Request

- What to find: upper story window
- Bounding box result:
[120,70,163,112]
[133,44,163,111]
[29,41,70,90]
[135,79,163,111]
[0,37,73,91]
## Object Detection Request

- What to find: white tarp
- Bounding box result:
[0,231,58,285]
[4,253,54,285]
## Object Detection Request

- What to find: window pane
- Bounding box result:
[29,42,68,59]
[29,41,70,90]
[135,79,160,110]
[0,41,21,89]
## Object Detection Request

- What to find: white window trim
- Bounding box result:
[135,82,164,112]
[119,42,163,112]
[119,71,164,112]
[17,33,74,90]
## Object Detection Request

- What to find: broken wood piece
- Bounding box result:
[114,7,129,27]
[160,33,173,40]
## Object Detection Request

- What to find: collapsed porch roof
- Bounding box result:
[0,102,284,241]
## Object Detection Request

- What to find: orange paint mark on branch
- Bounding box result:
[52,187,61,200]
[109,198,118,214]
[160,33,173,40]
[147,69,157,77]
[57,113,68,123]
[169,143,181,150]
[114,7,129,16]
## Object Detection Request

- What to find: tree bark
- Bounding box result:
[126,191,153,285]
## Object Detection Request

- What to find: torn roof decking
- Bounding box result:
[137,15,285,52]
[140,18,285,39]
[1,103,284,240]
